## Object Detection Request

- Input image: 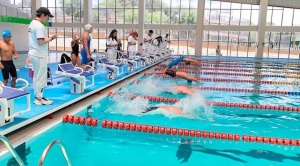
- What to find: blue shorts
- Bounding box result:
[168,57,184,68]
[81,49,90,65]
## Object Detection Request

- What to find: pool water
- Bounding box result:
[1,60,300,166]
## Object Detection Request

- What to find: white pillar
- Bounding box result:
[195,0,205,56]
[84,0,93,24]
[31,0,41,19]
[137,0,145,53]
[255,0,268,58]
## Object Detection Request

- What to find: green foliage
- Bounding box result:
[59,0,83,18]
[93,0,196,24]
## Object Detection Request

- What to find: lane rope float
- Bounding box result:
[100,120,300,147]
[107,92,300,112]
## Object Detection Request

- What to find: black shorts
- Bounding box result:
[1,60,17,80]
[165,69,176,77]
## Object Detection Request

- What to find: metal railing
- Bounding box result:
[0,4,31,18]
[38,140,72,166]
[0,135,26,166]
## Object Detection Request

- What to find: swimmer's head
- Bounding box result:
[84,24,93,33]
[187,80,192,83]
[2,30,11,42]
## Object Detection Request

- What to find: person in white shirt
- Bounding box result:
[28,7,57,105]
[150,36,162,54]
[216,45,222,57]
[142,30,153,56]
[161,34,170,51]
[127,31,138,57]
[106,29,120,61]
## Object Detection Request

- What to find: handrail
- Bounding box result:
[0,135,26,166]
[38,140,72,166]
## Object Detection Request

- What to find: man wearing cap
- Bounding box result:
[28,7,57,105]
[0,30,19,88]
[81,24,93,70]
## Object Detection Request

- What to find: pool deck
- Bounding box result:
[0,57,169,136]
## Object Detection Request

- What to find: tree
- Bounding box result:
[59,0,83,19]
[180,10,197,25]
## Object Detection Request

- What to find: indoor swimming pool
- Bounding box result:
[1,59,300,166]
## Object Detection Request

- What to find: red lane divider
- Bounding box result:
[145,73,212,81]
[156,67,255,73]
[201,71,271,78]
[155,68,278,77]
[164,63,295,70]
[101,120,300,147]
[162,63,256,69]
[185,86,289,95]
[147,73,281,85]
[107,92,300,112]
[62,115,98,127]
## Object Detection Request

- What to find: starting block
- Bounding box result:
[141,59,146,67]
[0,79,30,126]
[106,67,117,79]
[56,63,95,94]
[128,62,135,72]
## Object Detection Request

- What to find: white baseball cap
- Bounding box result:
[84,24,93,31]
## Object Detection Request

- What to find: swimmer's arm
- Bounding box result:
[12,42,18,59]
[0,48,3,68]
[148,69,167,75]
[76,39,82,44]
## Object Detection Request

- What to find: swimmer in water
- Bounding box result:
[147,68,200,82]
[147,56,201,82]
[167,56,201,69]
[142,105,215,122]
[163,85,196,95]
[132,80,197,95]
[142,105,184,115]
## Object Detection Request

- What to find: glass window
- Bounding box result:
[282,8,293,26]
[293,9,300,26]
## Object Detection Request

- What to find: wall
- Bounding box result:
[0,22,29,52]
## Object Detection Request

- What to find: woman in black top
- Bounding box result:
[71,34,82,67]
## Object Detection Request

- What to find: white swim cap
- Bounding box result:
[84,24,92,31]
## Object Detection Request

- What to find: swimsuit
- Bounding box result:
[168,56,184,68]
[142,107,159,113]
[165,69,176,77]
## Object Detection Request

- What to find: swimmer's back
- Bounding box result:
[160,106,183,115]
[168,57,184,68]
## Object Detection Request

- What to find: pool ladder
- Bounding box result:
[0,135,26,166]
[0,136,72,166]
[38,140,72,166]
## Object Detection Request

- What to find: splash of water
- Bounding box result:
[108,94,150,115]
[125,76,174,96]
[173,91,214,121]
